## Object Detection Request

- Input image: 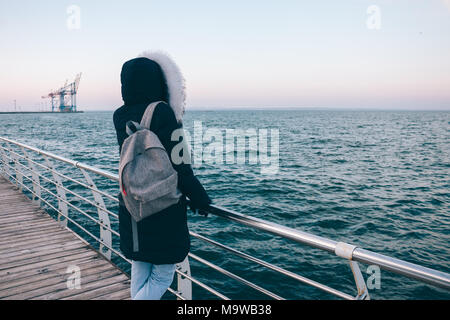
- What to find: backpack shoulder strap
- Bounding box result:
[140,101,162,130]
[125,121,142,136]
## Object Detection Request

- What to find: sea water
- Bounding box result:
[0,109,448,299]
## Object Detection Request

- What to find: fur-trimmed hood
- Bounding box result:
[139,51,186,123]
[120,51,186,123]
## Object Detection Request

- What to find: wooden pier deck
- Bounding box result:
[0,177,130,300]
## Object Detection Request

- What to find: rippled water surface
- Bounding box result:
[0,110,449,299]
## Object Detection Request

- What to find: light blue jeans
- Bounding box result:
[130,260,176,300]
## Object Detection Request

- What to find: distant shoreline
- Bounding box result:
[1,108,449,113]
[74,108,450,112]
[0,111,84,114]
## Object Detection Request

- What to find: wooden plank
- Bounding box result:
[0,212,53,222]
[0,220,65,233]
[0,220,54,232]
[0,250,99,277]
[0,183,19,188]
[1,242,87,265]
[0,195,34,202]
[0,210,54,221]
[0,224,63,237]
[0,258,111,291]
[0,214,52,225]
[0,177,131,300]
[0,189,21,195]
[0,187,31,193]
[0,197,41,204]
[0,186,26,192]
[0,196,38,204]
[0,229,67,242]
[0,219,58,232]
[65,281,130,300]
[0,220,59,232]
[0,229,69,245]
[0,195,37,202]
[0,252,101,284]
[0,195,39,202]
[0,239,83,259]
[0,217,61,229]
[0,194,34,199]
[0,208,43,216]
[0,195,36,202]
[90,287,131,300]
[0,232,79,251]
[0,246,93,270]
[0,262,118,299]
[3,268,122,300]
[32,273,128,300]
[0,209,44,217]
[0,210,51,219]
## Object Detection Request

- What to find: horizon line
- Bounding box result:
[1,106,450,112]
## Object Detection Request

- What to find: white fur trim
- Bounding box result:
[138,50,186,123]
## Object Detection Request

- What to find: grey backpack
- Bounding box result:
[119,102,181,224]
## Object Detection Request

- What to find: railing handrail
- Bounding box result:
[1,136,449,294]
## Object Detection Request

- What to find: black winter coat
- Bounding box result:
[113,57,211,264]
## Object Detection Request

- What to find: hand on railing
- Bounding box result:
[187,199,210,217]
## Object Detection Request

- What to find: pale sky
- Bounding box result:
[0,0,449,111]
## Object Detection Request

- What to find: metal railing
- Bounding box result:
[0,136,449,300]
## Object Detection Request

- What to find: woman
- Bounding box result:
[113,51,211,300]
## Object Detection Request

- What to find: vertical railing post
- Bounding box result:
[176,257,193,300]
[79,168,112,260]
[5,142,22,190]
[335,241,370,300]
[10,146,23,192]
[20,147,42,207]
[43,155,68,227]
[0,143,11,179]
[350,261,370,300]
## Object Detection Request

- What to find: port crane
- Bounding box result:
[42,73,82,112]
